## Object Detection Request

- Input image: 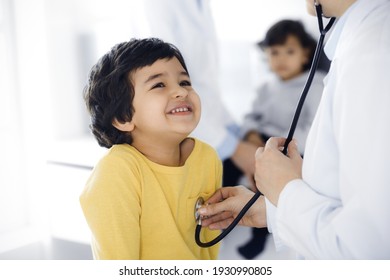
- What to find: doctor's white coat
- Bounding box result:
[270,0,390,259]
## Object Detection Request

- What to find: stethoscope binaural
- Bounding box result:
[195,2,336,248]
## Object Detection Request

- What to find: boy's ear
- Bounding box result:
[112,118,135,132]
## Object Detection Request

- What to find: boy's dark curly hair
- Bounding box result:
[84,38,189,148]
[257,19,317,71]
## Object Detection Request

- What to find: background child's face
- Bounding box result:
[265,35,309,81]
[129,57,201,143]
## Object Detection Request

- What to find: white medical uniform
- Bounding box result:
[143,0,239,160]
[268,0,390,259]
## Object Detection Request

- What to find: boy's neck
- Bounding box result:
[131,137,194,167]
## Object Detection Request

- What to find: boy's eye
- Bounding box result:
[151,82,164,89]
[180,80,191,87]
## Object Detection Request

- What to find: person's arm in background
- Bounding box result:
[239,83,269,148]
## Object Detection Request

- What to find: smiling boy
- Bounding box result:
[80,38,221,260]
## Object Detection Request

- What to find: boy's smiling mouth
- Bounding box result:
[169,105,193,114]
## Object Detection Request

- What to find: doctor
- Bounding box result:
[200,0,390,259]
[143,0,257,177]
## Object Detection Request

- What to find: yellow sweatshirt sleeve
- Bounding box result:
[80,151,142,259]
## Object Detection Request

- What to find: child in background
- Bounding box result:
[80,38,221,260]
[223,19,326,259]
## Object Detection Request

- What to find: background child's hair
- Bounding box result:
[257,19,317,71]
[84,38,189,148]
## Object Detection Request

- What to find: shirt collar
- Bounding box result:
[323,2,357,60]
[324,0,389,60]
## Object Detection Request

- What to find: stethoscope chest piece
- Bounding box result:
[194,197,204,225]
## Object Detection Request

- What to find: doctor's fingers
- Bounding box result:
[255,137,291,168]
[203,188,226,205]
[262,137,302,163]
[264,137,287,151]
[286,139,302,162]
[201,211,234,230]
[204,186,248,205]
[254,142,282,194]
[200,186,254,215]
[199,192,236,217]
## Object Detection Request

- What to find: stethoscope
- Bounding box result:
[195,2,336,248]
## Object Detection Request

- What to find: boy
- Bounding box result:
[80,38,221,259]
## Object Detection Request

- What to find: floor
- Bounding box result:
[218,225,295,260]
[0,231,294,260]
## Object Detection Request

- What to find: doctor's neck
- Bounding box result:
[312,0,357,18]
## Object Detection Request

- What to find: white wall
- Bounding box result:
[0,0,52,253]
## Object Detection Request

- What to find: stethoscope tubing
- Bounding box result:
[195,4,336,248]
[282,15,336,154]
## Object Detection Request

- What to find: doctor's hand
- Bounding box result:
[255,137,303,206]
[198,186,267,230]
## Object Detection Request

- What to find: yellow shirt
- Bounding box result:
[80,138,221,259]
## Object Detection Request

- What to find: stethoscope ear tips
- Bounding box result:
[194,197,204,225]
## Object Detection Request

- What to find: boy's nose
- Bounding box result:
[173,87,188,99]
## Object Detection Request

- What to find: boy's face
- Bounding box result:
[128,57,201,143]
[265,35,309,81]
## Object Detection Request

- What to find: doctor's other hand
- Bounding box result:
[255,137,303,206]
[198,186,267,230]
